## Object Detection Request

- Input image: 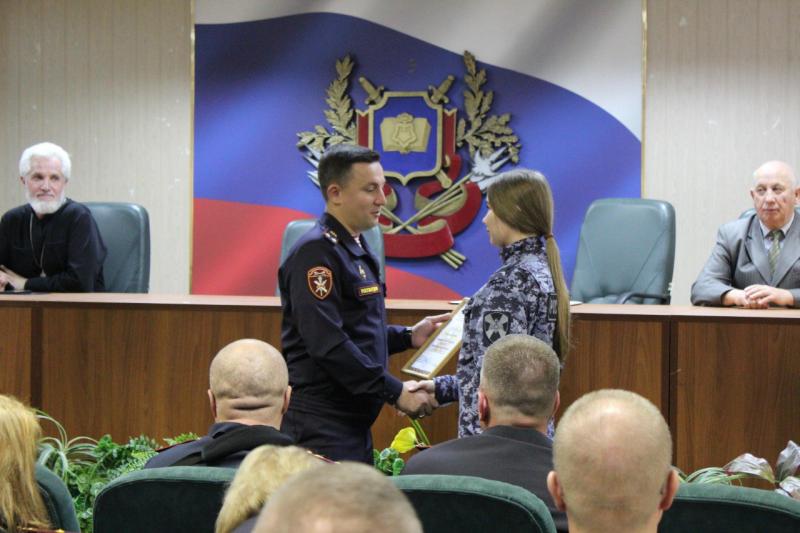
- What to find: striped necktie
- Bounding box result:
[768,229,784,277]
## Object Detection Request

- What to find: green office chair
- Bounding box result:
[393,474,557,533]
[659,483,800,532]
[85,202,150,293]
[570,198,676,304]
[93,466,236,533]
[277,219,386,295]
[35,464,80,532]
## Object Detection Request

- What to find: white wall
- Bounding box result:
[0,0,192,293]
[645,0,800,303]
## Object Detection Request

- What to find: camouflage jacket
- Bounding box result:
[434,236,556,437]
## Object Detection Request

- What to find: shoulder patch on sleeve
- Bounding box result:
[483,311,511,344]
[546,293,558,322]
[307,266,333,300]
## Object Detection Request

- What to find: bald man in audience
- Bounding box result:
[547,389,679,533]
[402,334,566,531]
[145,339,294,468]
[253,462,422,533]
[692,160,800,308]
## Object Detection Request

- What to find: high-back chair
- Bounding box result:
[93,466,236,533]
[570,198,675,304]
[277,219,386,295]
[85,202,150,292]
[393,474,557,533]
[658,483,800,532]
[35,464,80,532]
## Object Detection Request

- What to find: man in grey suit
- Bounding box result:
[401,334,567,532]
[691,160,800,308]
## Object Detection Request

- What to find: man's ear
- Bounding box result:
[208,389,217,420]
[659,469,680,511]
[326,183,342,205]
[281,385,292,415]
[552,390,561,418]
[477,389,490,425]
[547,471,567,511]
[19,175,25,185]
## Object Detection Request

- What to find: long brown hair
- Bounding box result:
[487,169,571,360]
[0,395,51,532]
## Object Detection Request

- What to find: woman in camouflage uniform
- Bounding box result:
[422,169,571,437]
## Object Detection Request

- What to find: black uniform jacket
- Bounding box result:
[278,213,408,426]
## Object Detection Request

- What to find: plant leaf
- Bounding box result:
[724,453,775,483]
[776,440,800,482]
[392,457,405,476]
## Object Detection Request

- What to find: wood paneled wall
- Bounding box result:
[0,0,193,293]
[645,0,800,303]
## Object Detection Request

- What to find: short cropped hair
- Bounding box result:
[317,144,380,200]
[553,389,673,532]
[254,462,422,533]
[480,334,560,418]
[19,142,72,180]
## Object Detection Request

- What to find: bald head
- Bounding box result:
[550,390,675,533]
[208,339,289,425]
[750,160,800,231]
[254,462,422,533]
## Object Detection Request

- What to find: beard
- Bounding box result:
[27,190,66,216]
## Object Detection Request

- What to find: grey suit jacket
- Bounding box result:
[691,214,800,307]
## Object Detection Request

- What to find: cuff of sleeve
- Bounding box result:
[434,375,455,405]
[382,374,404,404]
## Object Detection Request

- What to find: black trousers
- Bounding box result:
[281,407,373,464]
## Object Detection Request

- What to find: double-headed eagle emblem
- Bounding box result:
[297,52,521,269]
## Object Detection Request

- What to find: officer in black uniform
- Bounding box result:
[278,144,446,463]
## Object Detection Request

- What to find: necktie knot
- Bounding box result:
[769,229,784,242]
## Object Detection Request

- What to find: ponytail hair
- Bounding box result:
[487,169,571,360]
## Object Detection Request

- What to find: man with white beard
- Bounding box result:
[0,142,106,292]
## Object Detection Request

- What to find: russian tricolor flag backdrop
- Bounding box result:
[192,1,642,299]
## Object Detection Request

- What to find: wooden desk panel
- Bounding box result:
[0,305,33,403]
[560,316,668,417]
[39,304,282,441]
[1,296,797,474]
[674,319,800,472]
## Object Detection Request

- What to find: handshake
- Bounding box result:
[395,380,438,419]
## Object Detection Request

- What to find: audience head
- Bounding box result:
[208,339,291,427]
[548,389,678,533]
[750,160,799,231]
[254,462,422,533]
[478,334,560,430]
[485,168,571,360]
[215,445,324,533]
[0,395,51,532]
[18,142,71,216]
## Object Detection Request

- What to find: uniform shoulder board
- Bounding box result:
[322,226,339,244]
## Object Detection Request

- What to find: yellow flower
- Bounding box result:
[390,427,417,453]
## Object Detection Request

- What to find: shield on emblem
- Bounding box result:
[307,266,333,300]
[357,92,454,185]
[483,311,510,343]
